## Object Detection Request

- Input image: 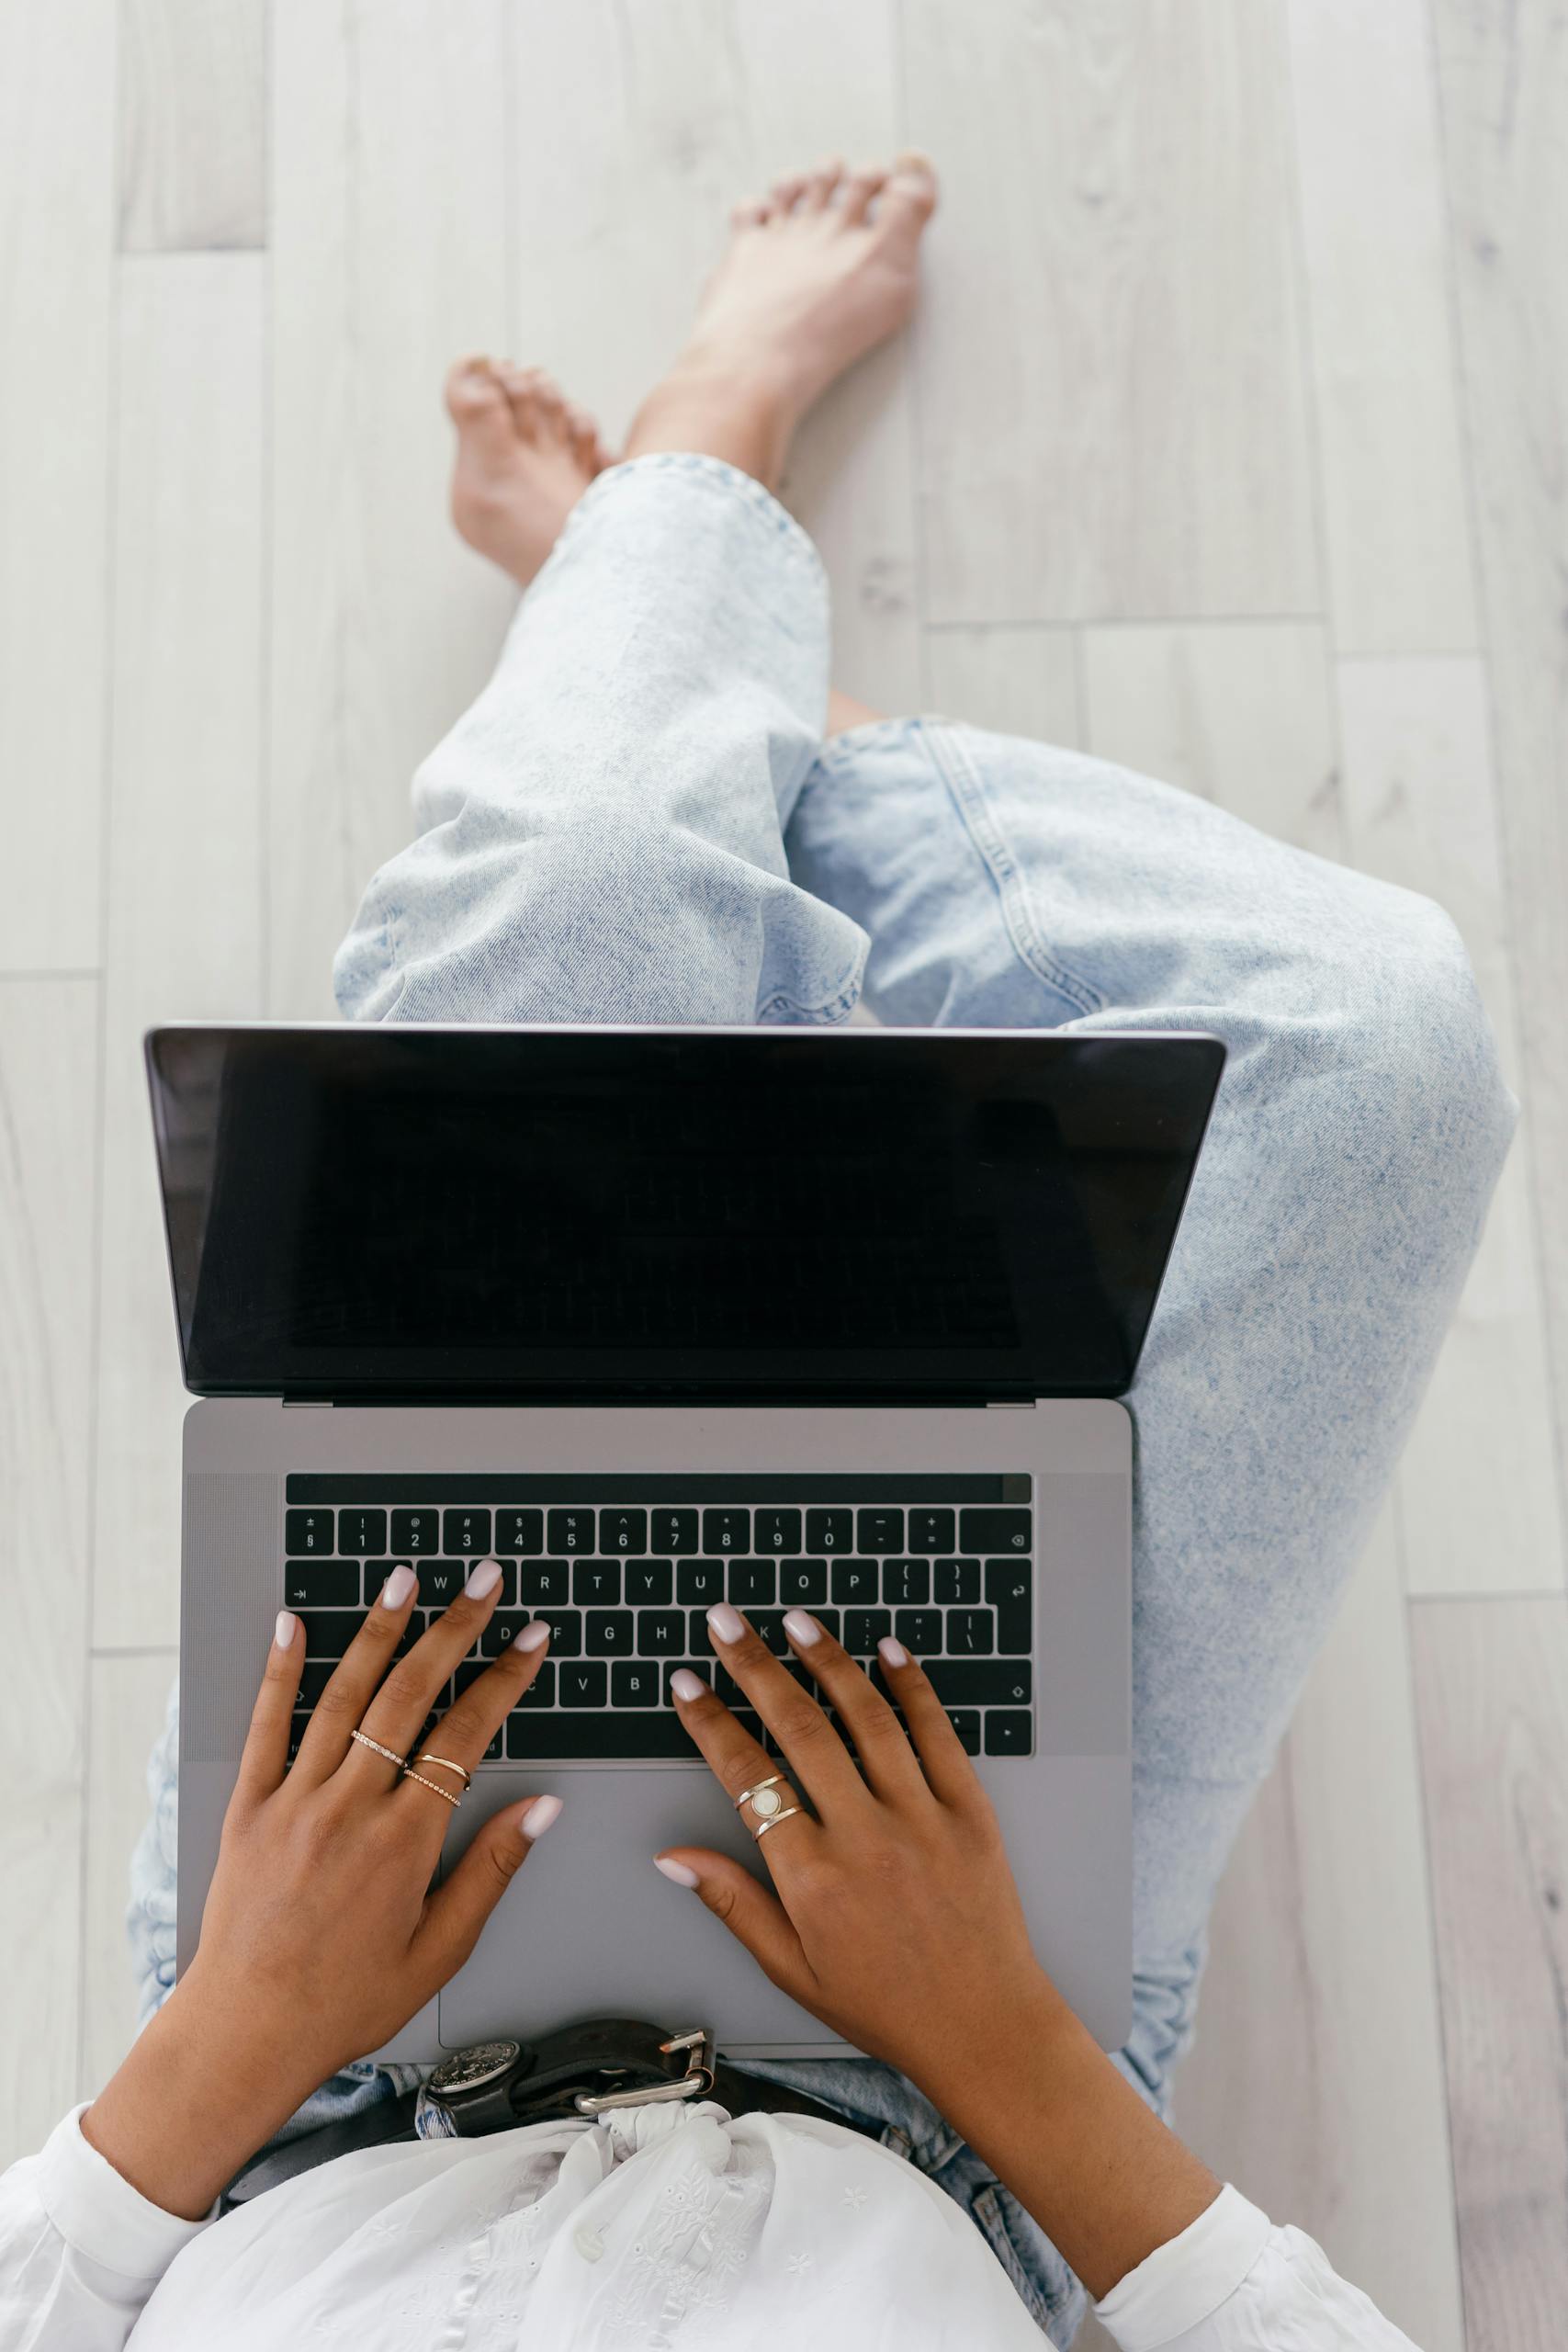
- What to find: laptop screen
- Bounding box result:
[145,1025,1224,1403]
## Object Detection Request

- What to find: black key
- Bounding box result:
[831,1558,878,1606]
[531,1608,581,1657]
[521,1559,570,1607]
[559,1661,608,1707]
[481,1612,531,1656]
[285,1508,333,1555]
[399,1558,465,1609]
[926,1660,1032,1707]
[857,1508,905,1554]
[586,1611,634,1656]
[883,1557,930,1607]
[947,1709,982,1755]
[663,1662,709,1704]
[288,1713,310,1761]
[844,1607,891,1656]
[734,1711,766,1747]
[985,1711,1033,1756]
[779,1558,827,1608]
[601,1509,648,1555]
[714,1664,744,1705]
[299,1660,335,1705]
[959,1508,1032,1555]
[547,1509,595,1554]
[443,1508,491,1555]
[284,1560,358,1609]
[653,1509,698,1554]
[496,1509,544,1555]
[626,1560,672,1606]
[729,1559,775,1608]
[754,1509,802,1554]
[703,1508,749,1554]
[948,1608,994,1656]
[335,1509,386,1556]
[816,1608,841,1642]
[517,1662,555,1708]
[933,1556,981,1605]
[613,1661,660,1707]
[986,1559,1032,1654]
[806,1508,852,1553]
[391,1611,428,1658]
[453,1658,489,1697]
[688,1610,716,1657]
[389,1509,439,1555]
[677,1559,725,1607]
[908,1508,955,1555]
[301,1611,364,1657]
[508,1712,692,1760]
[574,1560,621,1606]
[893,1610,942,1653]
[637,1612,685,1657]
[752,1610,789,1657]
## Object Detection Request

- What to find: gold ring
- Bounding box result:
[402,1768,462,1809]
[416,1751,473,1791]
[734,1773,786,1816]
[752,1805,805,1842]
[350,1729,407,1770]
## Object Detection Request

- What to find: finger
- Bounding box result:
[291,1565,423,1785]
[778,1611,929,1804]
[417,1793,563,1978]
[232,1610,304,1812]
[652,1848,814,2001]
[396,1620,552,1833]
[667,1667,818,1878]
[703,1605,868,1816]
[353,1559,510,1769]
[868,1634,981,1810]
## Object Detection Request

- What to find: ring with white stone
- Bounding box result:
[734,1774,803,1839]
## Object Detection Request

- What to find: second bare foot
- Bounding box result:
[446,358,612,588]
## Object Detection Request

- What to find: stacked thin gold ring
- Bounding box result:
[733,1772,805,1843]
[350,1729,406,1770]
[402,1750,470,1808]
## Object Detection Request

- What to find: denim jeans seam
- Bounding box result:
[969,2182,1057,2332]
[922,720,1104,1017]
[557,452,827,587]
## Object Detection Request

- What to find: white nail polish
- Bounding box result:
[521,1794,562,1841]
[877,1635,909,1669]
[783,1609,820,1647]
[512,1618,551,1653]
[379,1564,417,1609]
[275,1609,299,1649]
[706,1602,745,1645]
[670,1668,706,1702]
[654,1856,700,1888]
[466,1558,502,1600]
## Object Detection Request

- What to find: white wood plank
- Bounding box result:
[0,980,98,2164]
[1337,657,1563,1597]
[1412,1595,1568,2348]
[922,626,1080,746]
[0,1,115,971]
[901,0,1318,625]
[118,0,266,251]
[1285,0,1477,655]
[95,257,265,1651]
[1178,1508,1465,2352]
[510,0,919,709]
[80,1652,177,2097]
[267,0,513,1020]
[1432,0,1568,1497]
[1080,622,1342,861]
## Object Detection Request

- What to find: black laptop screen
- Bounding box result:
[144,1026,1223,1402]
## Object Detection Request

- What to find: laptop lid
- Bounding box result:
[145,1023,1224,1408]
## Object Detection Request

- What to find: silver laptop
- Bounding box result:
[149,1022,1223,2060]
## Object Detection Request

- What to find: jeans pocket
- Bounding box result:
[969,2182,1064,2339]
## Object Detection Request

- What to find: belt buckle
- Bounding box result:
[573,2028,716,2117]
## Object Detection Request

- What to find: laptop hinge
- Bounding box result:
[986,1397,1037,1409]
[281,1398,333,1408]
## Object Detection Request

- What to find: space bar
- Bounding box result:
[506,1713,696,1760]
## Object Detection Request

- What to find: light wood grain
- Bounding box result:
[118,0,265,251]
[94,257,265,1651]
[1178,1507,1465,2352]
[922,627,1080,745]
[1432,0,1568,1498]
[0,1,115,971]
[267,0,514,1020]
[1412,1596,1568,2349]
[0,981,97,2165]
[902,0,1318,625]
[1285,0,1477,655]
[80,1652,177,2097]
[1080,622,1342,861]
[1337,657,1563,1598]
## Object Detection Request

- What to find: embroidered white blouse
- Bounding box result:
[0,2098,1423,2350]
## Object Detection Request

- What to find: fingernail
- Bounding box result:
[655,1856,700,1888]
[706,1602,746,1645]
[783,1610,820,1647]
[274,1609,299,1649]
[670,1668,706,1702]
[521,1794,562,1841]
[512,1618,551,1653]
[379,1564,417,1609]
[878,1635,909,1669]
[466,1558,502,1600]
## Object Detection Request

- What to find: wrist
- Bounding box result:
[904,1963,1077,2128]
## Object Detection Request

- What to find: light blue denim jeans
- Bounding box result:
[130,454,1515,2340]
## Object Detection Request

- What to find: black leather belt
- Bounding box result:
[226,2018,873,2206]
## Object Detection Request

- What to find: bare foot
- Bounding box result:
[446,358,612,587]
[625,153,939,487]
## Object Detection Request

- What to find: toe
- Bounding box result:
[798,157,844,213]
[445,355,505,424]
[837,164,888,226]
[878,151,940,231]
[730,194,773,231]
[769,170,808,214]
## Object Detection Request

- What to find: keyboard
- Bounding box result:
[281,1476,1035,1766]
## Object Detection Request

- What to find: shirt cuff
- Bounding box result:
[38,2106,218,2282]
[1094,2183,1274,2351]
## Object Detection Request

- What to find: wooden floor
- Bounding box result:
[2,5,1564,2344]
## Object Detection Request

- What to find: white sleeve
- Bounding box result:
[1095,2183,1425,2351]
[0,2105,216,2352]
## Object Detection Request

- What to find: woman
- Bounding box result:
[0,154,1512,2347]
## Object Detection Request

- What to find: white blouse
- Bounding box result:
[0,2099,1423,2350]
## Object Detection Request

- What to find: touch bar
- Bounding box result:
[286,1473,1030,1504]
